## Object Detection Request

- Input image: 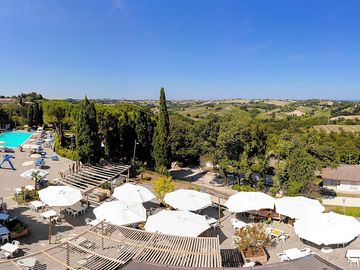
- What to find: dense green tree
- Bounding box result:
[27,104,34,127]
[152,88,171,170]
[76,97,102,164]
[135,110,154,162]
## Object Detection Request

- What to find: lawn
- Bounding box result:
[325,205,360,217]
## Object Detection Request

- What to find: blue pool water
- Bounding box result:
[0,131,33,148]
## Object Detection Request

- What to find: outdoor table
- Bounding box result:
[17,257,37,268]
[30,200,45,211]
[347,250,360,259]
[0,227,10,236]
[0,214,9,223]
[1,243,19,254]
[271,229,284,238]
[283,248,303,260]
[41,210,57,220]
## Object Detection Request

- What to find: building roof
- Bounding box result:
[122,255,341,270]
[322,164,360,182]
[0,221,221,269]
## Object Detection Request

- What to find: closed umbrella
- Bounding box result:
[275,196,325,219]
[20,168,48,179]
[93,201,146,226]
[225,192,275,213]
[294,212,360,245]
[113,183,156,203]
[39,186,82,207]
[144,210,210,237]
[164,189,212,211]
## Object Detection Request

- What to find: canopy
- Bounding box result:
[113,183,156,203]
[144,210,210,237]
[22,161,34,167]
[294,212,360,245]
[38,186,82,207]
[224,192,275,213]
[93,201,146,226]
[164,189,212,211]
[20,168,48,179]
[275,196,325,219]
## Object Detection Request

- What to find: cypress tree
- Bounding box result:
[76,97,102,164]
[136,110,153,162]
[27,104,34,127]
[152,88,171,170]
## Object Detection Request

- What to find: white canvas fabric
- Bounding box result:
[93,201,146,226]
[164,189,212,211]
[113,183,156,203]
[294,211,360,245]
[275,196,325,219]
[224,192,275,213]
[20,168,48,179]
[39,186,82,207]
[144,210,210,237]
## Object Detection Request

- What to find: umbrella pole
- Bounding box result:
[218,197,221,225]
[48,217,52,244]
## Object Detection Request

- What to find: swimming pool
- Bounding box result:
[0,131,33,148]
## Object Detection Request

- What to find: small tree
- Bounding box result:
[234,223,270,256]
[31,171,42,191]
[153,175,175,203]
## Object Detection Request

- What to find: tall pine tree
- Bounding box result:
[152,88,171,170]
[76,97,102,164]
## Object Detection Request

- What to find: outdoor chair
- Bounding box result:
[277,253,289,262]
[348,257,360,266]
[0,250,11,259]
[1,234,9,243]
[279,233,289,243]
[85,218,93,226]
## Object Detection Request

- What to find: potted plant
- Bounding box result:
[234,223,269,264]
[8,219,29,239]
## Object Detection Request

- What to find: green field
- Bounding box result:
[314,125,360,133]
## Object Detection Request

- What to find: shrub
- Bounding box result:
[153,175,175,203]
[233,184,257,192]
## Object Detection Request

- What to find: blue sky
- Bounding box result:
[0,0,359,100]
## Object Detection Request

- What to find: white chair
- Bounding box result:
[12,240,20,246]
[243,261,256,267]
[277,253,289,262]
[1,234,9,243]
[279,233,289,243]
[265,227,273,236]
[348,257,360,266]
[85,218,93,226]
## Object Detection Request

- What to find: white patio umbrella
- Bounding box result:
[93,201,146,226]
[113,183,156,203]
[294,212,360,246]
[30,154,42,158]
[20,168,48,179]
[22,161,35,167]
[38,186,82,207]
[275,196,325,219]
[144,210,210,237]
[164,189,212,211]
[22,144,39,149]
[224,192,275,213]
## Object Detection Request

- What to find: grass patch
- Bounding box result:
[325,205,360,217]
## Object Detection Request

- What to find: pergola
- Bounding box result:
[0,221,222,269]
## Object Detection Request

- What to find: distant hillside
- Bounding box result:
[314,125,360,133]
